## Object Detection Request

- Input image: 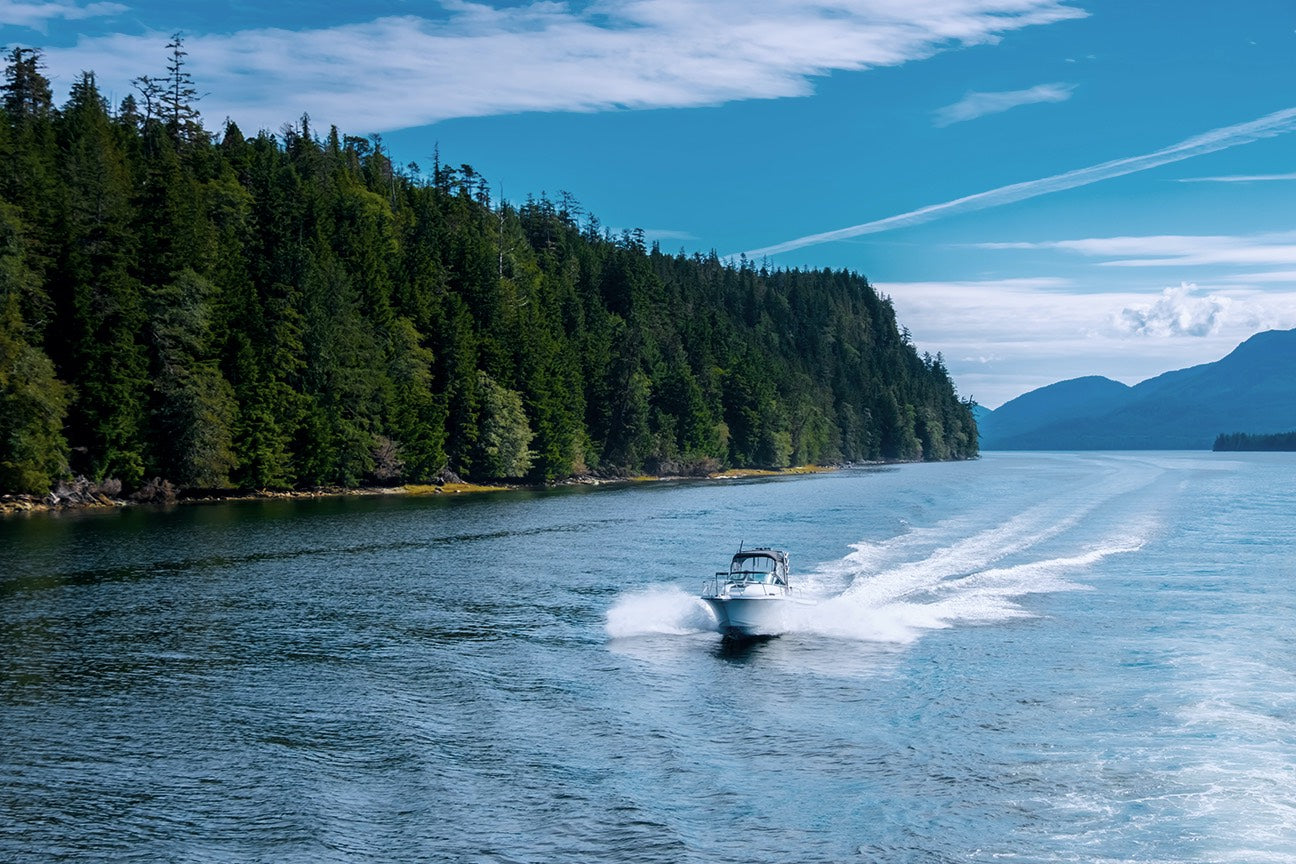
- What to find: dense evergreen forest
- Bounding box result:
[0,42,977,497]
[1213,432,1296,452]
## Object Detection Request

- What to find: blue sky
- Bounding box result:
[6,0,1296,406]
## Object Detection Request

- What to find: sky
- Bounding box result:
[5,0,1296,407]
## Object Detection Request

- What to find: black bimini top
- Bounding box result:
[728,548,790,580]
[730,549,788,568]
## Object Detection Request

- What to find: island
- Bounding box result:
[1213,432,1296,452]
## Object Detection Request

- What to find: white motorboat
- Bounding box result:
[700,547,809,638]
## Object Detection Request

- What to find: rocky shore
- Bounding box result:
[1,464,853,517]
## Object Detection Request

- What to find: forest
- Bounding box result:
[1212,432,1296,452]
[0,41,978,497]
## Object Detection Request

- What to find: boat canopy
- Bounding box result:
[728,548,789,581]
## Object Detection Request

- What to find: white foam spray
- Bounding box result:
[604,587,716,639]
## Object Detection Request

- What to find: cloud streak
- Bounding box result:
[0,0,123,30]
[978,231,1296,268]
[932,82,1073,127]
[1176,172,1296,182]
[739,106,1296,260]
[38,1,1086,133]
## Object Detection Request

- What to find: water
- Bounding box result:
[2,452,1294,862]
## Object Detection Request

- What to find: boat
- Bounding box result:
[700,546,809,638]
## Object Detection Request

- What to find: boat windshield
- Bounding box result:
[728,551,788,584]
[734,571,776,584]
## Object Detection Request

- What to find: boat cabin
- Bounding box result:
[726,549,789,586]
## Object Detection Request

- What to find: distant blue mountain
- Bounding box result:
[979,328,1296,450]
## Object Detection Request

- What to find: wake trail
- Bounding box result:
[605,455,1162,645]
[795,463,1162,643]
[805,458,1155,598]
[799,537,1145,643]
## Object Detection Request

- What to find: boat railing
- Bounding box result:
[700,572,789,598]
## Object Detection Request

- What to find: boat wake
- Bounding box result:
[604,524,1147,644]
[606,459,1157,646]
[603,527,1143,645]
[794,536,1143,644]
[787,460,1158,644]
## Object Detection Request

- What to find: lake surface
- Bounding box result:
[2,452,1294,863]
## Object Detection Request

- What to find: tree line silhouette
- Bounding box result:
[1213,432,1296,452]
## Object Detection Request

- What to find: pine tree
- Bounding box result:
[0,202,69,493]
[474,371,534,478]
[145,269,237,486]
[53,72,149,485]
[160,33,202,142]
[1,47,52,119]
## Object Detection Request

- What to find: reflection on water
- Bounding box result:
[712,634,778,663]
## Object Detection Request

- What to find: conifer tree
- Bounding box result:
[146,269,236,486]
[1,48,52,119]
[53,72,149,484]
[475,371,534,478]
[0,202,68,493]
[160,33,202,141]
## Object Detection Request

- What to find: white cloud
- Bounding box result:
[1115,283,1230,337]
[738,106,1296,260]
[38,1,1087,133]
[875,276,1296,406]
[1221,270,1296,284]
[1176,172,1296,182]
[932,82,1073,127]
[642,228,697,242]
[979,231,1296,268]
[0,0,124,30]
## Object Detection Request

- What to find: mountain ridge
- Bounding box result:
[979,329,1296,450]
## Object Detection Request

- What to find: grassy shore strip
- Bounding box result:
[1,464,851,517]
[406,482,512,495]
[708,465,836,479]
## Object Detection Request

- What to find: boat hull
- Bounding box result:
[702,596,790,638]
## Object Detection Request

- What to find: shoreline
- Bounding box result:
[0,463,875,518]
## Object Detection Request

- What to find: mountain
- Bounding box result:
[979,329,1296,450]
[977,376,1132,445]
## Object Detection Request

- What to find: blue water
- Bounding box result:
[2,452,1294,862]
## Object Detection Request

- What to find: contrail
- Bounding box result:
[1176,172,1296,183]
[737,106,1296,260]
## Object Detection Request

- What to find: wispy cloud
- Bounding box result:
[979,231,1296,268]
[1221,270,1296,284]
[608,227,698,243]
[0,0,124,30]
[642,228,697,242]
[1176,172,1296,182]
[38,1,1086,132]
[738,106,1296,260]
[932,82,1073,127]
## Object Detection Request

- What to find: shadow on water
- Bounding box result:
[712,634,779,663]
[0,512,646,598]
